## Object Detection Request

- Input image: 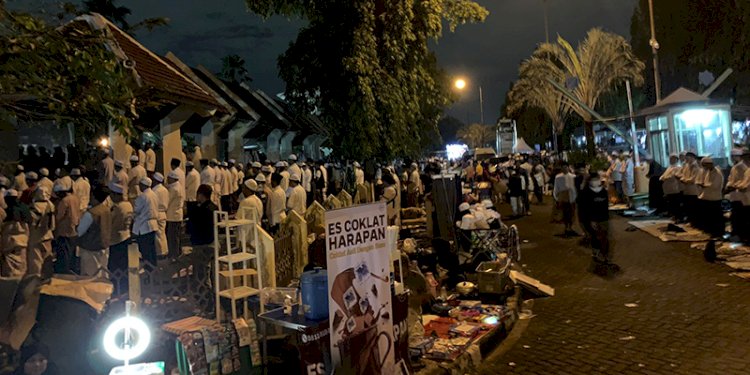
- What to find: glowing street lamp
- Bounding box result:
[454,78,467,90]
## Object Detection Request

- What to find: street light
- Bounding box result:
[453,78,484,124]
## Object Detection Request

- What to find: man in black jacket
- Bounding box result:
[578,172,615,270]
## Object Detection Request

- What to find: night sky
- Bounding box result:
[14,0,637,126]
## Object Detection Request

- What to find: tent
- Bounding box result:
[516,138,535,154]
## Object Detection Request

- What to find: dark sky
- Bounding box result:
[14,0,638,125]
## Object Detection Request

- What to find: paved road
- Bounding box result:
[479,201,750,375]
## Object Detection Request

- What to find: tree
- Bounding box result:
[246,0,488,159]
[217,54,252,85]
[456,123,494,149]
[79,0,169,33]
[0,3,136,139]
[508,29,644,156]
[438,115,465,144]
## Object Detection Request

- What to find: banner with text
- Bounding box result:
[326,203,394,374]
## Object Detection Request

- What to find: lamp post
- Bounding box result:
[647,0,662,102]
[454,78,484,124]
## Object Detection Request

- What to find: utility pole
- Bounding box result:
[647,0,662,102]
[543,0,550,43]
[479,86,484,124]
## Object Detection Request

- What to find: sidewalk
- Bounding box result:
[479,200,750,374]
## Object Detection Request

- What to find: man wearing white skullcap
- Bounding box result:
[696,156,724,237]
[185,161,200,207]
[108,182,133,288]
[98,148,115,186]
[727,148,747,239]
[287,174,307,216]
[151,173,169,257]
[238,179,263,221]
[288,154,301,181]
[70,168,90,214]
[133,177,158,267]
[1,188,29,276]
[276,161,290,192]
[660,153,682,219]
[77,185,112,277]
[37,168,54,196]
[52,175,80,274]
[112,160,129,198]
[128,155,146,204]
[27,185,55,277]
[166,170,184,259]
[14,165,27,192]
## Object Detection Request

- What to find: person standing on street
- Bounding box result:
[52,177,80,274]
[680,151,700,225]
[1,189,31,277]
[28,186,55,278]
[267,173,287,234]
[165,171,184,260]
[98,149,115,186]
[112,160,129,198]
[37,168,54,196]
[620,151,635,203]
[70,169,90,215]
[188,185,218,280]
[144,143,157,178]
[577,172,618,273]
[276,161,290,193]
[76,186,112,277]
[607,152,622,203]
[151,173,169,258]
[14,165,28,192]
[108,183,133,291]
[287,174,307,216]
[660,154,683,220]
[407,162,422,208]
[238,179,263,222]
[697,157,724,238]
[133,177,159,268]
[128,155,146,204]
[20,171,39,205]
[726,148,747,241]
[185,161,200,216]
[554,162,578,237]
[301,162,313,204]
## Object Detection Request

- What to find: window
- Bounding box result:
[673,108,730,167]
[647,116,670,167]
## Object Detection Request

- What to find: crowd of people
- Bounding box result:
[0,143,429,281]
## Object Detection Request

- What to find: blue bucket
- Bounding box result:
[300,267,329,320]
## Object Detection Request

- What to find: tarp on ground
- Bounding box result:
[515,138,534,154]
[627,220,710,242]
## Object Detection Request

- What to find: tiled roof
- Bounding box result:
[81,14,220,108]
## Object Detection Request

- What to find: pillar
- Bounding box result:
[160,105,193,174]
[266,129,283,162]
[200,119,218,160]
[227,121,253,163]
[279,131,296,160]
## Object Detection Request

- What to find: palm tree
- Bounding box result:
[457,123,495,149]
[218,54,252,85]
[508,28,644,156]
[507,78,571,150]
[82,0,168,33]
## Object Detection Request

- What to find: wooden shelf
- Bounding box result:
[218,286,260,300]
[218,252,256,263]
[219,269,258,278]
[218,219,253,228]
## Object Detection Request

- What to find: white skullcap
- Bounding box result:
[220,161,228,167]
[411,162,418,168]
[0,176,8,187]
[669,153,678,158]
[114,160,124,168]
[731,148,744,156]
[26,171,38,180]
[153,172,164,182]
[210,158,219,165]
[139,177,152,186]
[622,151,630,156]
[229,159,236,164]
[289,174,301,182]
[5,189,19,197]
[261,166,271,172]
[70,168,81,176]
[299,162,306,167]
[186,161,194,167]
[275,161,285,168]
[130,155,139,162]
[109,182,124,194]
[53,177,72,192]
[251,162,262,168]
[17,165,24,171]
[611,151,619,156]
[482,199,494,209]
[288,154,297,161]
[701,156,714,164]
[167,170,179,180]
[244,179,258,191]
[459,202,471,212]
[255,173,266,183]
[353,162,360,168]
[39,168,49,177]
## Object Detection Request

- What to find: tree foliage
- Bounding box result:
[0,2,137,138]
[246,0,488,159]
[456,123,494,149]
[507,28,644,156]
